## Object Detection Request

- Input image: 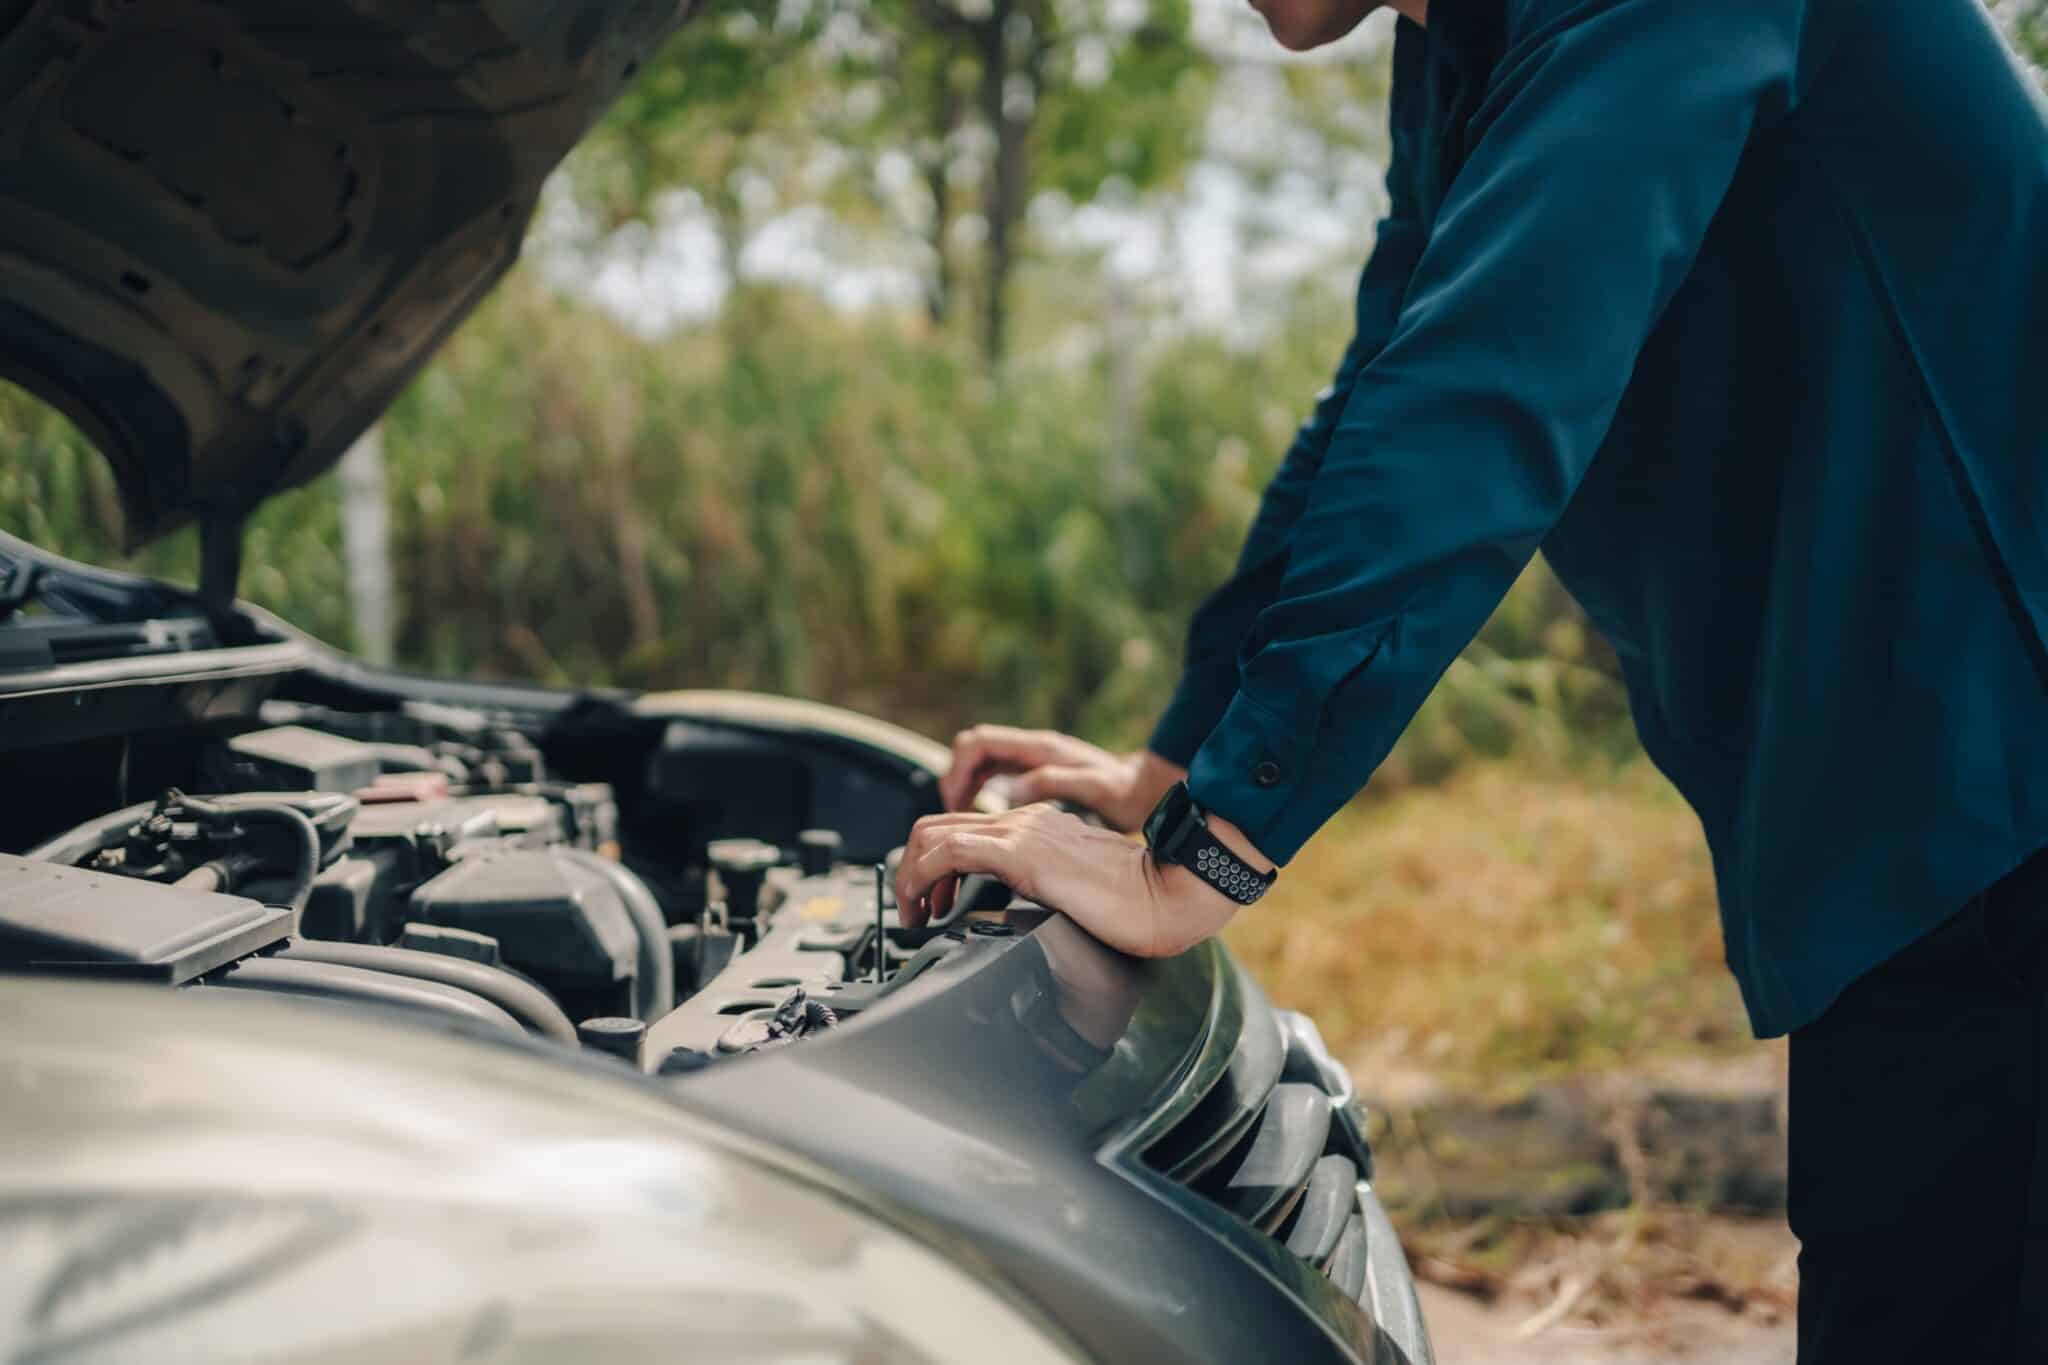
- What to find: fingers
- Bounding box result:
[901,829,1015,925]
[895,811,998,923]
[895,802,1092,927]
[940,725,1094,811]
[1008,763,1112,811]
[927,870,958,923]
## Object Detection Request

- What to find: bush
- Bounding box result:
[1,271,1632,786]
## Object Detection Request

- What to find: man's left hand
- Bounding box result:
[893,803,1252,958]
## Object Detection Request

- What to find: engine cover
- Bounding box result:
[409,848,642,1020]
[0,853,287,984]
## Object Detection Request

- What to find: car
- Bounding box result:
[0,4,1434,1362]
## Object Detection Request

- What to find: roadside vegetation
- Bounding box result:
[1229,759,1745,1090]
[0,274,1631,772]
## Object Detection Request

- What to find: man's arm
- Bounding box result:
[940,44,1431,826]
[1148,43,1430,766]
[907,0,1816,948]
[1188,0,1809,865]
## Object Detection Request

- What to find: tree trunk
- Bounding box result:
[924,64,960,325]
[975,0,1035,364]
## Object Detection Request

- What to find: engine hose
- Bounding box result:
[28,795,321,923]
[174,852,263,895]
[558,849,674,1020]
[174,795,321,921]
[279,940,577,1045]
[211,957,523,1036]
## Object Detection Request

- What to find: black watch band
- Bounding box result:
[1142,781,1277,906]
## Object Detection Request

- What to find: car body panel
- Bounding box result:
[672,916,1416,1364]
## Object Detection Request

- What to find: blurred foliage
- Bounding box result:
[0,273,1627,786]
[569,0,1213,357]
[568,5,816,242]
[1994,0,2048,76]
[0,386,355,648]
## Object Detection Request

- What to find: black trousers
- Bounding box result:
[1791,848,2048,1364]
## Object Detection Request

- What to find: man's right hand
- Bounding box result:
[938,725,1186,834]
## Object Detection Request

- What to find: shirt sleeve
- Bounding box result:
[1148,36,1430,765]
[1187,0,1805,862]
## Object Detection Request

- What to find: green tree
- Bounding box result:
[570,0,1211,364]
[568,6,823,269]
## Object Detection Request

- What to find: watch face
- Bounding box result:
[1142,793,1170,850]
[1144,782,1193,858]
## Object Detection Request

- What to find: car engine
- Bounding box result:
[0,699,974,1073]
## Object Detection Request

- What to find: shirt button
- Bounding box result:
[1253,760,1282,788]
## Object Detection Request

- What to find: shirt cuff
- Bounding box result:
[1147,655,1242,767]
[1186,614,1397,865]
[1185,690,1319,865]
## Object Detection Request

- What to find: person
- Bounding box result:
[891,0,2048,1357]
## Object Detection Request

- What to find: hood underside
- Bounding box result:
[0,0,687,548]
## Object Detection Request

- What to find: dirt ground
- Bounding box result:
[1417,1284,1794,1364]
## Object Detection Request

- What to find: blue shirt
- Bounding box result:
[1150,0,2048,1037]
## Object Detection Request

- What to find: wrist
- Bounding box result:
[1141,780,1278,906]
[1142,851,1244,955]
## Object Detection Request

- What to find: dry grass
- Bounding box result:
[1225,760,1751,1090]
[1407,1207,1799,1336]
[1229,761,1805,1331]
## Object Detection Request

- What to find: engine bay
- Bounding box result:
[0,696,997,1073]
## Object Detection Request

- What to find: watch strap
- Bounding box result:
[1145,782,1276,906]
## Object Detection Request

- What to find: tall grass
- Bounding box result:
[2,271,1629,782]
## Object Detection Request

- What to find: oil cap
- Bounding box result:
[707,838,780,925]
[577,1015,646,1067]
[796,828,842,876]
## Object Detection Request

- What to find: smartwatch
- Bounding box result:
[1142,781,1277,906]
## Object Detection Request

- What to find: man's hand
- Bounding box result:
[894,803,1244,958]
[939,725,1186,833]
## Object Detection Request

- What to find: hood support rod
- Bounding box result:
[198,508,246,638]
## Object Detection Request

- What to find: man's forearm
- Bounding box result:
[1148,167,1427,767]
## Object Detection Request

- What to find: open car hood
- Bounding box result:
[0,0,685,549]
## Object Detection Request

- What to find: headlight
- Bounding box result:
[0,979,1082,1364]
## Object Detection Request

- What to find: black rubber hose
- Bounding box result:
[173,852,263,895]
[559,849,674,1020]
[279,940,577,1044]
[211,957,523,1035]
[176,795,321,920]
[29,795,321,923]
